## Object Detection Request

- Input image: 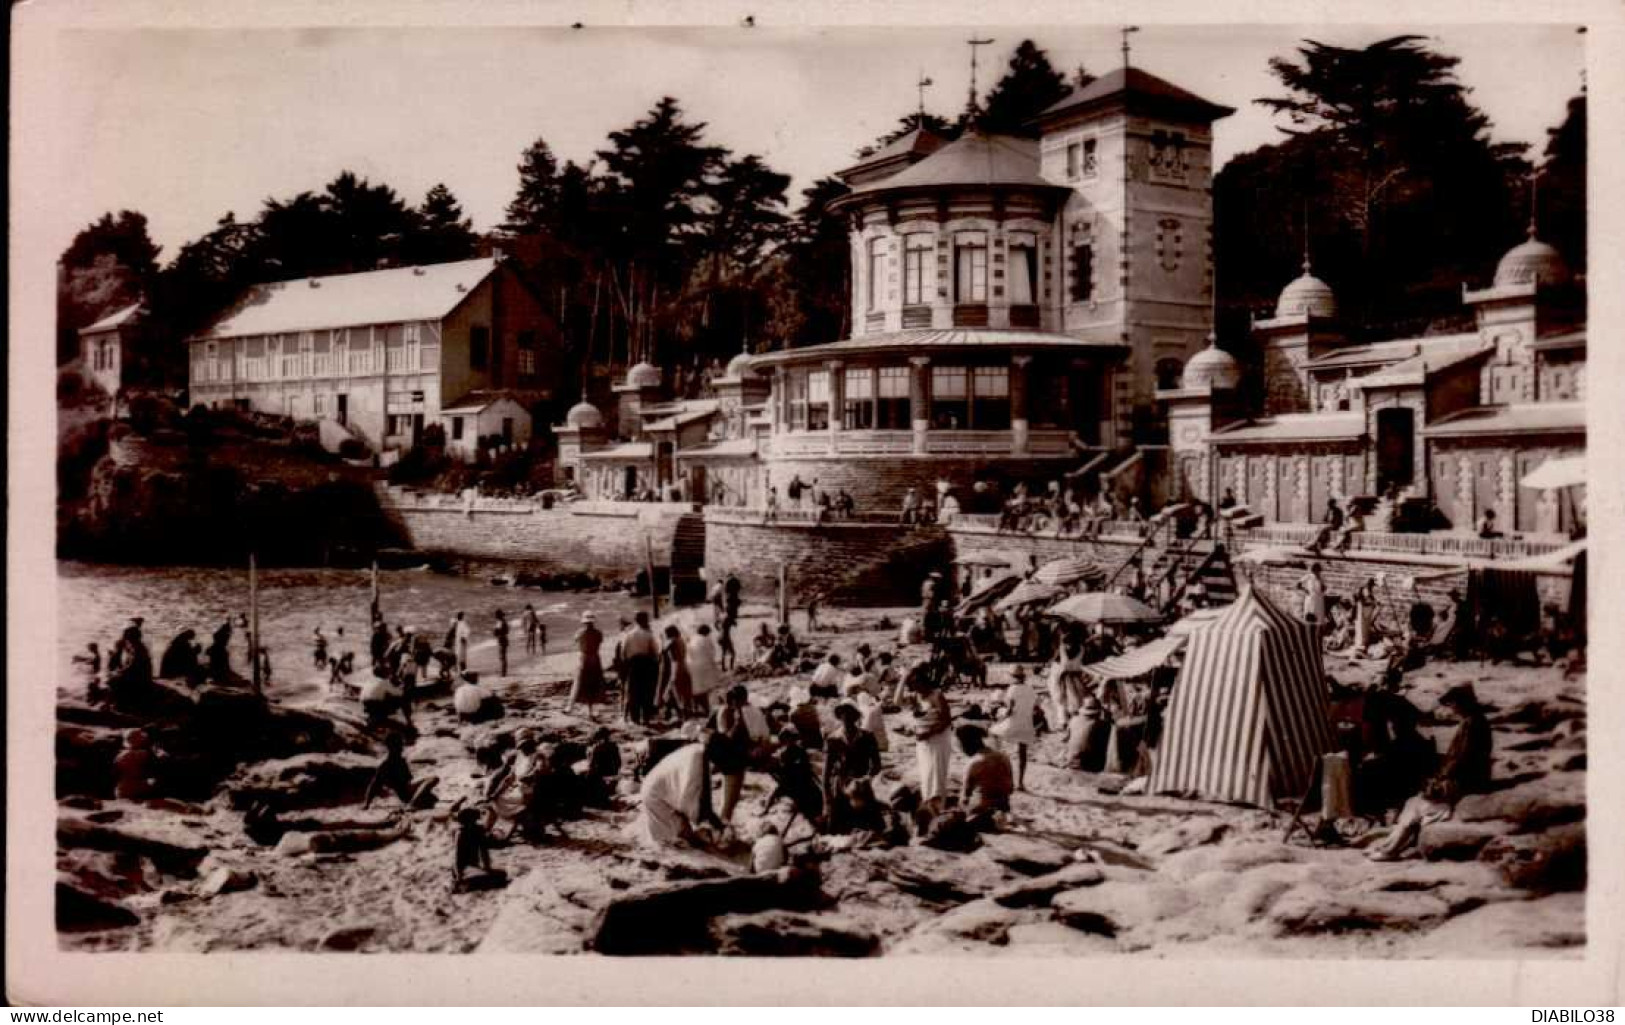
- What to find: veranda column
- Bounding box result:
[1010,354,1031,455]
[909,356,931,455]
[826,359,843,456]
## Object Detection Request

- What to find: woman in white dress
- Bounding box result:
[990,664,1038,790]
[686,624,723,711]
[1047,638,1086,723]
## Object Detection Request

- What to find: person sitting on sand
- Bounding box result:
[631,734,726,849]
[363,734,437,810]
[1366,683,1493,862]
[452,806,501,891]
[582,728,622,807]
[811,653,844,694]
[359,670,405,727]
[113,729,163,800]
[159,629,205,687]
[761,727,824,842]
[484,731,549,841]
[454,674,502,723]
[956,724,1014,829]
[787,686,824,750]
[823,702,882,831]
[752,622,776,665]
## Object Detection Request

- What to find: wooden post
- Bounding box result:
[645,533,661,621]
[777,562,789,626]
[370,558,381,622]
[249,552,262,697]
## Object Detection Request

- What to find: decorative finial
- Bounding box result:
[1528,173,1540,240]
[966,37,994,119]
[917,72,933,121]
[1121,26,1140,70]
[1302,199,1313,274]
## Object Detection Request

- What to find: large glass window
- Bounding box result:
[1008,233,1037,306]
[843,367,874,429]
[932,366,969,429]
[955,235,988,303]
[1083,138,1098,177]
[1066,142,1080,180]
[517,330,536,378]
[973,366,1011,429]
[877,366,911,428]
[787,370,809,431]
[281,335,300,378]
[866,238,886,311]
[807,370,831,431]
[347,329,373,375]
[903,234,932,306]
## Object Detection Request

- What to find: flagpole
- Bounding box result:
[249,552,262,697]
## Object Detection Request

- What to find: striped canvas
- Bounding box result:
[1149,586,1332,807]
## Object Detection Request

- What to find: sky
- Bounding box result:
[45,22,1584,262]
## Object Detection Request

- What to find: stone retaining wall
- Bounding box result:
[703,510,941,606]
[382,488,688,574]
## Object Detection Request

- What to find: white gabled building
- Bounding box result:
[186,257,561,453]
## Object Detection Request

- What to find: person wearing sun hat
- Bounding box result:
[570,611,608,719]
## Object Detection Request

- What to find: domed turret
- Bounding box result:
[724,349,758,381]
[1182,336,1242,391]
[1276,258,1337,319]
[1494,227,1570,289]
[624,361,662,389]
[565,398,603,430]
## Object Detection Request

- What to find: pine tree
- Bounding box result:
[410,183,478,264]
[504,137,562,235]
[979,40,1070,136]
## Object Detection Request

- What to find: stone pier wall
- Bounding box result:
[381,489,688,574]
[702,510,940,606]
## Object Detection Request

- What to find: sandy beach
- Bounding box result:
[56,601,1585,957]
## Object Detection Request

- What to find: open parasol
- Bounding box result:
[1031,556,1107,587]
[1047,591,1162,625]
[994,579,1067,613]
[1520,455,1585,491]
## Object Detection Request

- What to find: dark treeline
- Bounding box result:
[58,34,1584,398]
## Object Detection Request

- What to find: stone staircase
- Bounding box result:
[669,512,708,605]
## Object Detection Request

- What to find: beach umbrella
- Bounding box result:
[994,579,1067,613]
[1047,591,1161,625]
[956,573,1020,616]
[1520,455,1585,490]
[1032,557,1107,587]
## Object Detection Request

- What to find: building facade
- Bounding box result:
[78,302,144,398]
[187,257,560,453]
[1166,225,1586,537]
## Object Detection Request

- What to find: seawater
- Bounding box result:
[56,562,646,704]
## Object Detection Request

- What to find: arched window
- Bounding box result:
[1156,358,1184,391]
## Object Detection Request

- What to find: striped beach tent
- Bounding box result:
[1149,585,1332,807]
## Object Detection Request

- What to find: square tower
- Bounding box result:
[1035,67,1233,440]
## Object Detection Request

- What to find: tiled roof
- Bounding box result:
[1210,412,1366,445]
[675,439,758,458]
[581,442,654,460]
[1038,67,1234,124]
[749,328,1124,366]
[838,127,949,180]
[838,132,1062,202]
[1358,337,1494,388]
[192,258,498,340]
[1423,403,1586,438]
[79,302,143,334]
[1306,338,1427,370]
[643,401,721,432]
[441,390,529,415]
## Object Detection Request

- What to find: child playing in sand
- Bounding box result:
[452,806,498,891]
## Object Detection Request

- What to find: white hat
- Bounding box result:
[581,611,596,624]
